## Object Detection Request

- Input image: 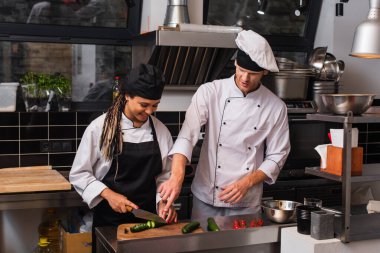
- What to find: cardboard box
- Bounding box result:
[62,228,92,253]
[324,145,363,176]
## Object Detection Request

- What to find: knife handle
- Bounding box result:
[125,205,133,212]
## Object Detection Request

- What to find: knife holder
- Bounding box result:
[311,211,334,240]
[324,145,363,176]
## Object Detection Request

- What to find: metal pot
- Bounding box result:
[262,73,312,100]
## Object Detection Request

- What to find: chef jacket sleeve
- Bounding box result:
[169,85,210,162]
[153,118,174,205]
[259,104,290,184]
[69,119,109,209]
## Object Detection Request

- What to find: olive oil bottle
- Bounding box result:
[38,209,61,253]
[32,237,52,253]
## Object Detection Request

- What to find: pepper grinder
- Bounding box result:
[163,0,190,27]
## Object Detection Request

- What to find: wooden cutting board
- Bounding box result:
[0,166,71,193]
[117,222,204,240]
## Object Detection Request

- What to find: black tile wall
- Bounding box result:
[0,111,184,171]
[50,126,76,139]
[2,112,379,170]
[155,112,180,124]
[20,154,49,166]
[50,112,76,125]
[0,113,18,126]
[20,126,48,139]
[0,155,19,168]
[20,112,48,125]
[0,141,19,154]
[0,127,18,140]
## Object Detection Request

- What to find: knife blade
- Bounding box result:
[126,205,166,223]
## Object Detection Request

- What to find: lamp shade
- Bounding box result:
[351,0,380,58]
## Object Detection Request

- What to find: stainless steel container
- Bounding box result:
[262,74,310,100]
[312,81,339,113]
[163,0,190,27]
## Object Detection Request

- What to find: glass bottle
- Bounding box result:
[38,209,61,253]
[32,237,52,253]
[112,76,120,102]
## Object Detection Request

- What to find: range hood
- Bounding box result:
[132,29,238,90]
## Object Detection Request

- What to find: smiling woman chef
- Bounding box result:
[69,64,176,251]
[159,30,291,218]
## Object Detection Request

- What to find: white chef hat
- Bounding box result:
[235,30,279,72]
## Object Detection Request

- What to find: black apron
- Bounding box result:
[92,117,162,250]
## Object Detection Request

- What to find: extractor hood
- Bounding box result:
[132,29,238,90]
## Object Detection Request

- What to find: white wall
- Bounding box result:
[315,0,380,96]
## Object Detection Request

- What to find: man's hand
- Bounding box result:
[157,200,178,223]
[218,170,269,204]
[218,177,251,204]
[158,153,187,212]
[100,188,138,213]
[158,177,182,212]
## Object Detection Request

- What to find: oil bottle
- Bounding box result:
[38,208,61,253]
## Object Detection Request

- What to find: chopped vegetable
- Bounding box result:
[130,223,150,233]
[207,217,220,232]
[181,221,200,234]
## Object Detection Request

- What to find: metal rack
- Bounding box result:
[305,113,380,242]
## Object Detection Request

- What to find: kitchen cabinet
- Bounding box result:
[305,113,380,243]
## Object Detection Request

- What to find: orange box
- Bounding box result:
[324,146,363,176]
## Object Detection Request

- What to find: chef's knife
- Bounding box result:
[126,205,166,223]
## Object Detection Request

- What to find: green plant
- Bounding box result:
[52,74,71,97]
[20,72,71,98]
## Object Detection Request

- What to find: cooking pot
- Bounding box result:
[262,70,314,100]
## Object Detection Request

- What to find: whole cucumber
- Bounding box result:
[207,217,220,232]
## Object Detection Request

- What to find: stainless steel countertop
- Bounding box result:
[96,214,295,253]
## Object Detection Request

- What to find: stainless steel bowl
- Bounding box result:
[262,200,302,223]
[321,94,376,115]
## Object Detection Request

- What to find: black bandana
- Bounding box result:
[236,49,264,72]
[123,64,165,100]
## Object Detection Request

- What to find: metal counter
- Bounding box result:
[96,214,295,253]
[0,190,85,210]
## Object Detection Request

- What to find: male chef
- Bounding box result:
[157,30,291,219]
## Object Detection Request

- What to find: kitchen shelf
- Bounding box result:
[305,112,380,243]
[306,167,380,183]
[307,113,380,123]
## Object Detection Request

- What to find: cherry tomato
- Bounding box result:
[233,224,240,230]
[257,218,264,227]
[239,219,246,228]
[249,220,257,227]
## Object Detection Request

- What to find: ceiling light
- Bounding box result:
[351,0,380,58]
[257,0,268,15]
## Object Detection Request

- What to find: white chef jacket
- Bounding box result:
[170,75,290,208]
[70,113,173,209]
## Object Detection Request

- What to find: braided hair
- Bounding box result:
[99,94,126,161]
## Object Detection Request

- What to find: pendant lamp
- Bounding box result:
[351,0,380,58]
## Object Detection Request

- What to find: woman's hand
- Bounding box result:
[100,188,138,213]
[157,200,178,223]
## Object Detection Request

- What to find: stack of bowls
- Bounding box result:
[312,81,340,113]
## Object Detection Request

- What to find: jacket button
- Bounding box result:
[227,100,230,103]
[246,168,249,170]
[248,147,251,150]
[223,122,226,125]
[254,127,257,130]
[258,104,261,107]
[219,143,222,146]
[216,186,219,189]
[218,165,221,168]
